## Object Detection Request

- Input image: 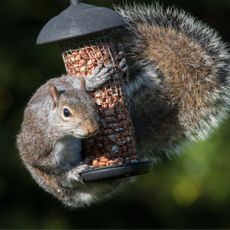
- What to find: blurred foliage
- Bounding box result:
[1,0,230,228]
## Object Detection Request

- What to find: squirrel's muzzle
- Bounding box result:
[81,119,99,138]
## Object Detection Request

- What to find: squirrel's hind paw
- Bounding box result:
[118,58,128,73]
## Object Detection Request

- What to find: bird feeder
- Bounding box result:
[37,0,153,182]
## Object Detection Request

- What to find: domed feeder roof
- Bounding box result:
[36,0,125,45]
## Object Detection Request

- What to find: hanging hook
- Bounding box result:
[70,0,82,5]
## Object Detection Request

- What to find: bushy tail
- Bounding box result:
[115,3,230,158]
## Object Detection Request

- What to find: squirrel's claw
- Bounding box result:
[86,64,115,91]
[66,164,90,186]
[118,58,128,73]
[116,50,128,73]
[116,50,126,61]
[91,64,104,76]
[95,64,114,79]
[85,55,128,92]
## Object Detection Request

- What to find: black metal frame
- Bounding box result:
[80,161,154,182]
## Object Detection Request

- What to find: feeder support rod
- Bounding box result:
[70,0,81,5]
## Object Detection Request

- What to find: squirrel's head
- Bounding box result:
[48,80,99,139]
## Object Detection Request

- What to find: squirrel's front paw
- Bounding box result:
[86,64,115,91]
[64,164,90,188]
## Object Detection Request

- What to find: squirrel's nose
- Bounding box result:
[88,128,98,136]
[87,122,99,136]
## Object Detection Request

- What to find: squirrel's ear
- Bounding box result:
[80,76,86,91]
[48,83,59,107]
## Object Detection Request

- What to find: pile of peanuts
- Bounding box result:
[92,156,124,168]
[63,45,110,77]
[92,156,138,168]
[62,38,138,169]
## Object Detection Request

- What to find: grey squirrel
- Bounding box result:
[16,64,123,207]
[17,3,230,208]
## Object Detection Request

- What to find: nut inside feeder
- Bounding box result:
[37,0,153,182]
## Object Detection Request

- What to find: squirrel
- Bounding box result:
[16,64,125,208]
[17,3,230,208]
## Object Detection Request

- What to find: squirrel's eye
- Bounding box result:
[63,108,71,117]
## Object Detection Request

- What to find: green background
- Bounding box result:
[1,0,230,228]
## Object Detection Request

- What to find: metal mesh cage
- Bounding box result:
[60,34,138,168]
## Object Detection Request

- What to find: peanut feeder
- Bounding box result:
[36,0,153,182]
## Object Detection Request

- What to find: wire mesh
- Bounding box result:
[60,34,138,168]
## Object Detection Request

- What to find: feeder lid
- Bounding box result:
[36,0,125,45]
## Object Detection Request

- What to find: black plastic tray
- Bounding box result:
[80,160,153,182]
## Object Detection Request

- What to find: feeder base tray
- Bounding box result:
[80,161,153,182]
